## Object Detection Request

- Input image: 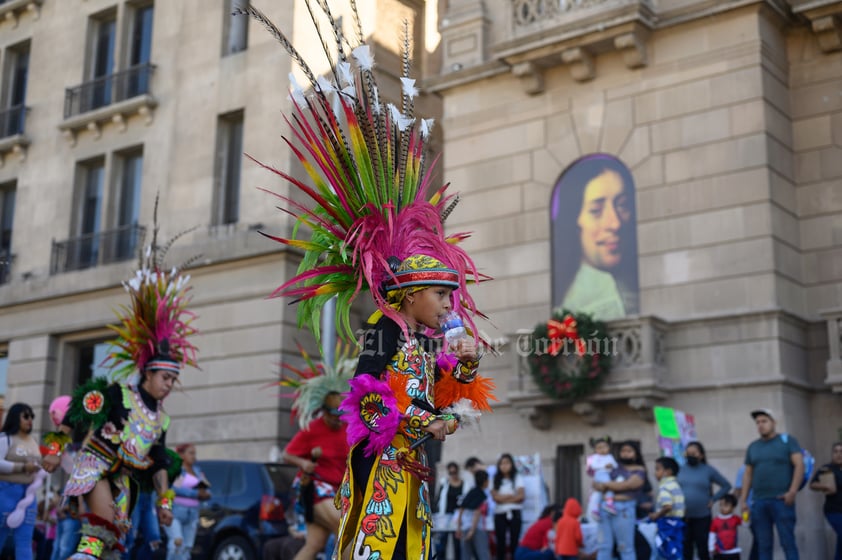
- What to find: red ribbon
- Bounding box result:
[547,315,586,356]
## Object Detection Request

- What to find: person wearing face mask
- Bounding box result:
[591,440,647,560]
[677,441,732,560]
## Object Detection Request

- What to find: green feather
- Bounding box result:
[67,377,112,432]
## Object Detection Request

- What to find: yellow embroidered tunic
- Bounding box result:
[334,318,477,560]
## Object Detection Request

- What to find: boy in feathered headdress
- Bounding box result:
[277,346,354,560]
[236,4,496,558]
[42,227,198,559]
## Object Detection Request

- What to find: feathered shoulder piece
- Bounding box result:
[236,5,488,342]
[67,377,112,431]
[105,198,199,380]
[277,342,356,430]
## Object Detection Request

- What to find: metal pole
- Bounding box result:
[320,296,337,368]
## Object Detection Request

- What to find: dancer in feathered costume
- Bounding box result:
[44,218,198,559]
[236,4,496,559]
[277,344,354,560]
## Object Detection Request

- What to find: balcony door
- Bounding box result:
[76,161,105,269]
[126,5,154,98]
[0,184,14,284]
[89,16,116,111]
[114,152,143,260]
[2,42,29,137]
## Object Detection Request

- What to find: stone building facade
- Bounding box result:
[427,0,842,557]
[0,0,841,557]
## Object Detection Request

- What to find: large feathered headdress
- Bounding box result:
[236,4,488,342]
[277,343,356,429]
[105,200,199,380]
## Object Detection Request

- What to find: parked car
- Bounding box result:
[191,460,298,560]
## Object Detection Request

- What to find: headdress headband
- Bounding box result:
[144,359,181,374]
[384,268,459,292]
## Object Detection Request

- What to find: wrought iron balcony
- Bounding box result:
[50,224,146,275]
[0,105,27,139]
[64,63,155,119]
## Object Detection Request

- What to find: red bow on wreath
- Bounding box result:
[547,315,586,356]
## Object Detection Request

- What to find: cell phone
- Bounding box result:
[197,480,210,490]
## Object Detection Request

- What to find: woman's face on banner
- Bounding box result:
[577,169,631,271]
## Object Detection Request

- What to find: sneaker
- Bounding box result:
[604,502,617,516]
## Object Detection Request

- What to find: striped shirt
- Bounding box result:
[656,476,685,518]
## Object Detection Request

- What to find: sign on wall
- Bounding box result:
[654,406,698,466]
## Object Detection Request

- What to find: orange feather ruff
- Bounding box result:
[386,372,413,418]
[434,368,497,412]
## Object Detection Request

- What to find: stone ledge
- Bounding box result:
[0,133,29,166]
[0,0,41,28]
[0,227,287,308]
[793,0,842,52]
[58,95,158,147]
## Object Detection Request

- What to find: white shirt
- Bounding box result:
[493,475,525,515]
[587,453,617,473]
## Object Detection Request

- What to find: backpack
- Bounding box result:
[781,433,814,490]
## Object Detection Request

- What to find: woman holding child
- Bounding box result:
[592,440,647,560]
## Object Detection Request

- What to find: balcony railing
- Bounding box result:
[508,315,669,427]
[64,63,155,119]
[0,250,12,285]
[50,224,146,275]
[0,105,27,139]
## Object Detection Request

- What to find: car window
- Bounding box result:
[196,461,230,507]
[229,463,247,496]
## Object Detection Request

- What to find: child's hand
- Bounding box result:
[452,339,478,362]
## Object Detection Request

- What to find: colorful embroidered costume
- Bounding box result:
[54,228,198,560]
[334,306,482,560]
[235,3,495,559]
[63,382,171,534]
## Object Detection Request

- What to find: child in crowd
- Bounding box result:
[457,470,492,560]
[554,497,584,560]
[708,494,742,560]
[649,457,685,560]
[586,436,617,519]
[513,504,560,560]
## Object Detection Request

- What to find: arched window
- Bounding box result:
[550,153,639,320]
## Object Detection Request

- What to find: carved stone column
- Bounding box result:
[820,307,842,392]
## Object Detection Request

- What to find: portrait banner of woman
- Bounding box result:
[551,154,640,321]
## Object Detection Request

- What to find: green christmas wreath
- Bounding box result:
[526,309,612,401]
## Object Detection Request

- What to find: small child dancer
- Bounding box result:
[586,436,618,519]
